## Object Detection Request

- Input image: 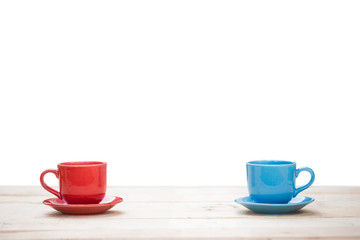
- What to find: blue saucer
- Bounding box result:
[234,196,315,214]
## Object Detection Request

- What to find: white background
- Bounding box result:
[0,0,359,186]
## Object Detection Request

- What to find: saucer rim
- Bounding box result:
[43,195,123,207]
[234,195,315,206]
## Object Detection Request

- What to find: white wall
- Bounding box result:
[1,0,359,186]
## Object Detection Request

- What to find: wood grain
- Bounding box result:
[0,186,359,240]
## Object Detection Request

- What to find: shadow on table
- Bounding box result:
[238,209,318,217]
[45,210,124,218]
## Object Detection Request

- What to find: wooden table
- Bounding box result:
[1,186,360,240]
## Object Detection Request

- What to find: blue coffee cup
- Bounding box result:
[247,160,315,203]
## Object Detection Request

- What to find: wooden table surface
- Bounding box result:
[1,186,360,240]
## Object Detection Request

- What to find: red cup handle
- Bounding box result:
[40,169,61,199]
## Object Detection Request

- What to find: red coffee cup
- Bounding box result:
[40,161,107,204]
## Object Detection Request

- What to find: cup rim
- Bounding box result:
[247,160,295,166]
[58,161,107,167]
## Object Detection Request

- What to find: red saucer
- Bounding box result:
[43,195,123,215]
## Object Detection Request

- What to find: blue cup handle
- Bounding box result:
[294,167,315,197]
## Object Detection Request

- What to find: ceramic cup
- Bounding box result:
[247,160,315,203]
[40,161,107,204]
